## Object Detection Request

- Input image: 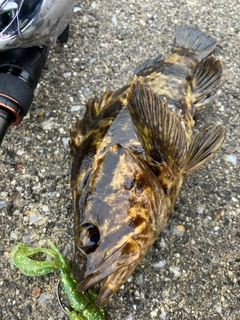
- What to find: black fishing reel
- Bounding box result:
[0,46,49,144]
[0,0,74,145]
[0,26,71,145]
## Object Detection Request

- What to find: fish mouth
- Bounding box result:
[78,266,130,306]
[74,240,141,306]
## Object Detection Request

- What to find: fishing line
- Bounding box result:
[56,279,68,316]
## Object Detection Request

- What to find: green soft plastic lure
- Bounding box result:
[10,240,105,320]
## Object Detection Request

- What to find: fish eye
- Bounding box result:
[79,223,100,253]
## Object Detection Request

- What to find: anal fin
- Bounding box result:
[184,124,224,176]
[127,77,187,176]
[192,56,223,109]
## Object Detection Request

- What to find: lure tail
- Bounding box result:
[174,25,217,61]
[11,241,105,320]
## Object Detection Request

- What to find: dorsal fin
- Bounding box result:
[134,55,162,76]
[69,90,113,156]
[184,124,224,176]
[127,77,187,176]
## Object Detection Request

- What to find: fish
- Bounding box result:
[69,25,224,306]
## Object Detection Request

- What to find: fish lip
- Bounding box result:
[78,264,130,306]
[95,275,121,306]
[76,242,128,291]
[75,239,141,303]
[76,269,105,292]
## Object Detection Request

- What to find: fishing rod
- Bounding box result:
[0,0,74,145]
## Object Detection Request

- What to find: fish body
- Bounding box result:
[70,25,224,306]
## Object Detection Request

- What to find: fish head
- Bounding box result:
[73,143,167,306]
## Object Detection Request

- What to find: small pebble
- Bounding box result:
[85,87,91,94]
[135,290,140,297]
[16,150,24,156]
[170,266,181,277]
[37,293,54,304]
[0,192,8,197]
[32,286,42,298]
[226,154,237,165]
[90,57,96,64]
[159,238,166,248]
[91,1,97,8]
[136,275,144,287]
[150,309,158,317]
[152,260,166,268]
[41,205,49,213]
[0,200,6,208]
[38,110,45,117]
[172,225,185,237]
[70,105,81,111]
[214,305,222,314]
[16,163,21,169]
[62,72,72,78]
[111,14,118,25]
[10,232,18,239]
[73,7,81,12]
[197,206,205,214]
[29,214,42,222]
[23,233,32,245]
[160,307,167,319]
[42,119,55,131]
[62,137,70,146]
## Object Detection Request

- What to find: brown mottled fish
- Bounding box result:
[70,25,224,306]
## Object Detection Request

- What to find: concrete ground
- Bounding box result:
[0,0,239,319]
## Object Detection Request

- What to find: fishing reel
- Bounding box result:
[0,0,74,145]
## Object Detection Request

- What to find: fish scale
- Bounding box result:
[70,25,224,306]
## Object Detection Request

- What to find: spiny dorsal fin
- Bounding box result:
[69,90,113,156]
[134,55,163,76]
[192,56,223,109]
[127,77,187,175]
[184,124,224,176]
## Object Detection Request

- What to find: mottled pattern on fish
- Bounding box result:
[70,25,224,306]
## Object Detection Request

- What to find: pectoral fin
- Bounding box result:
[184,124,224,176]
[192,56,223,109]
[127,77,187,175]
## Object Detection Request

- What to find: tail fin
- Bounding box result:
[174,25,217,61]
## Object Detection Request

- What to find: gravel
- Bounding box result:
[0,0,239,319]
